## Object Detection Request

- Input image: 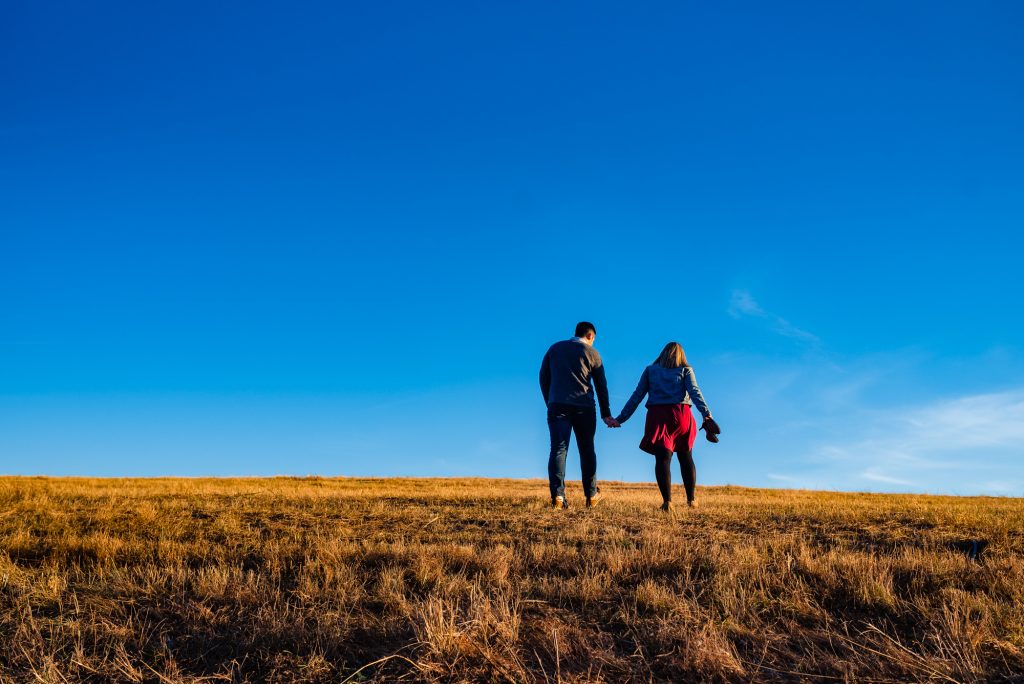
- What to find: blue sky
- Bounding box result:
[2,1,1023,494]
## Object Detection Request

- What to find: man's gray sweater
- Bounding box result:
[539,338,612,418]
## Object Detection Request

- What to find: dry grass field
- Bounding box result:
[1,477,1022,683]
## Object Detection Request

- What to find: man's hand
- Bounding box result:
[603,416,621,428]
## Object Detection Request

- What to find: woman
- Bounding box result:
[615,342,720,511]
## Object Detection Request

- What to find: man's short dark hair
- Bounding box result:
[575,321,596,338]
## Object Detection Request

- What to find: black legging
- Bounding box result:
[654,447,696,503]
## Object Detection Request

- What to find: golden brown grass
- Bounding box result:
[1,477,1022,683]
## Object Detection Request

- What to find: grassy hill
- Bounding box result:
[1,477,1022,682]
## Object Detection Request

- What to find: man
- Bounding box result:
[539,321,620,509]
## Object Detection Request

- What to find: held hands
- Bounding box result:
[603,416,621,428]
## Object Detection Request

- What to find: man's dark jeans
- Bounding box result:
[547,403,598,500]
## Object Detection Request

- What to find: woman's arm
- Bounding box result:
[615,368,650,424]
[683,366,712,419]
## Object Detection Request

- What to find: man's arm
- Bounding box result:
[591,360,612,419]
[539,349,552,404]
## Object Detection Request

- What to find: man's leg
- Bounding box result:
[572,408,598,498]
[547,405,573,500]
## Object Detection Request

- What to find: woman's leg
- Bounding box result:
[677,448,696,503]
[654,449,673,503]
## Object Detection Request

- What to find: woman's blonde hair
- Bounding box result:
[654,342,689,369]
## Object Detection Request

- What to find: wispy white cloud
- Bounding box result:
[704,340,1024,495]
[728,290,819,344]
[477,439,504,455]
[766,473,812,486]
[861,468,916,486]
[813,390,1024,492]
[900,391,1024,450]
[837,390,1024,458]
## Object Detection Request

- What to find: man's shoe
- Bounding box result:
[586,488,603,508]
[687,500,699,509]
[660,501,674,513]
[551,495,568,510]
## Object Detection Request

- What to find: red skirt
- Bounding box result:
[640,404,697,456]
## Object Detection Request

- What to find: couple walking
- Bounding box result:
[539,321,721,511]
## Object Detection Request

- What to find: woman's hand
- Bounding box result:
[700,416,720,442]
